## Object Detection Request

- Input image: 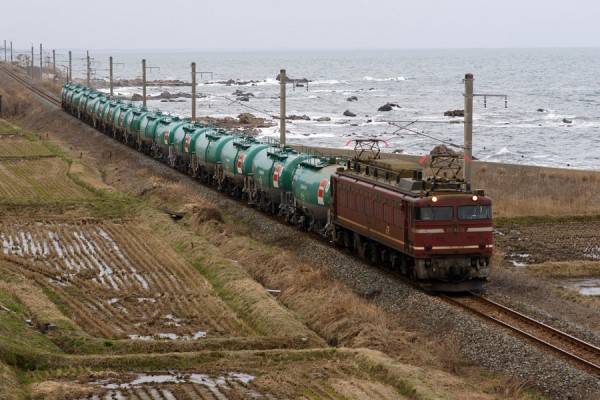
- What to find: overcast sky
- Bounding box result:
[3,0,599,51]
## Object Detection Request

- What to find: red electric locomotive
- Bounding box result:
[330,152,492,291]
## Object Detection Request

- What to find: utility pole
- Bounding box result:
[31,46,34,78]
[463,73,474,185]
[39,44,43,79]
[10,41,13,63]
[52,50,56,82]
[86,51,91,87]
[191,62,196,120]
[279,68,286,146]
[142,59,147,107]
[68,51,72,82]
[109,56,114,96]
[3,40,6,62]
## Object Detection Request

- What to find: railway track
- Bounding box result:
[6,58,600,380]
[443,292,600,376]
[0,64,62,107]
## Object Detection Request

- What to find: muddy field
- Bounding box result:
[2,67,600,399]
[495,221,600,265]
[1,219,250,340]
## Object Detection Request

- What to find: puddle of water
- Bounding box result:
[560,278,600,296]
[127,331,207,341]
[91,371,255,389]
[509,253,530,267]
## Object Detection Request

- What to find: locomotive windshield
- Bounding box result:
[414,206,453,221]
[458,205,492,220]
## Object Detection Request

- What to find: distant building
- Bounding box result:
[16,54,30,67]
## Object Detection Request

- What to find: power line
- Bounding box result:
[220,95,278,119]
[384,122,464,150]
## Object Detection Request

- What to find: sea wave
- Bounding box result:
[363,76,406,82]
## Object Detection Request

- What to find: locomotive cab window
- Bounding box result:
[414,206,453,221]
[458,205,492,220]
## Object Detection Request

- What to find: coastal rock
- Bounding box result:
[537,108,545,112]
[275,74,311,85]
[131,91,202,101]
[233,89,255,97]
[208,79,262,86]
[315,117,331,122]
[563,118,572,124]
[74,78,190,88]
[378,103,400,112]
[287,114,311,121]
[347,96,358,102]
[444,109,464,117]
[238,113,261,125]
[343,110,356,117]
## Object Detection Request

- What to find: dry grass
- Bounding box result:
[28,380,100,400]
[472,162,600,217]
[191,219,463,368]
[181,200,224,227]
[0,157,93,200]
[522,260,600,278]
[138,207,323,344]
[0,360,25,400]
[0,136,53,157]
[0,264,77,330]
[0,84,35,118]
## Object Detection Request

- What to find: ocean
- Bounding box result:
[65,48,600,170]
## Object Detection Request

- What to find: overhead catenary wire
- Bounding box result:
[220,95,279,120]
[383,121,465,150]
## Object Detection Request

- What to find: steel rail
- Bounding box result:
[444,292,600,376]
[0,64,62,107]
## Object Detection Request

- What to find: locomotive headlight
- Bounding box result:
[471,195,478,201]
[431,196,438,203]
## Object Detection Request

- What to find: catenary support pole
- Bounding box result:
[10,41,13,63]
[39,44,42,77]
[3,40,6,62]
[52,50,56,82]
[191,62,196,120]
[463,73,474,185]
[31,46,34,78]
[86,51,90,87]
[142,59,147,107]
[109,56,114,96]
[68,51,72,83]
[279,68,286,146]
